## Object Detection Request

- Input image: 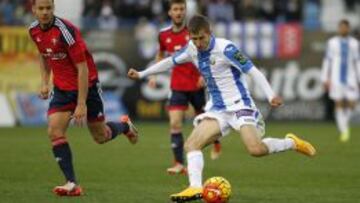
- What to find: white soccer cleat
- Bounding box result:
[53,181,83,196]
[167,162,187,175]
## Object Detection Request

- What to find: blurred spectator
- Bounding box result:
[282,0,303,22]
[98,0,118,30]
[236,0,258,21]
[136,0,153,19]
[344,0,356,12]
[82,0,101,28]
[275,0,303,22]
[0,0,15,25]
[258,0,278,22]
[0,12,4,26]
[134,17,158,59]
[207,0,235,22]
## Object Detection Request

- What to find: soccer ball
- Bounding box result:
[202,176,231,203]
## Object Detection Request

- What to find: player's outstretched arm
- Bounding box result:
[38,55,51,100]
[247,66,283,108]
[147,51,166,88]
[128,57,175,80]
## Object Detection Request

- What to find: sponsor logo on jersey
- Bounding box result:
[166,38,171,43]
[235,109,254,118]
[233,51,248,65]
[51,38,58,45]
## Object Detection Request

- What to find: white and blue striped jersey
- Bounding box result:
[321,36,360,87]
[172,36,257,112]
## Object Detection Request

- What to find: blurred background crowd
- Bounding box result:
[1,0,360,31]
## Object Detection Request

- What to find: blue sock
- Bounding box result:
[52,142,76,183]
[171,132,184,164]
[106,122,129,139]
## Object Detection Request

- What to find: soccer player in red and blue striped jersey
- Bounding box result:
[29,0,139,196]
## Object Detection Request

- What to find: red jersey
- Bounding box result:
[29,17,98,91]
[158,26,200,91]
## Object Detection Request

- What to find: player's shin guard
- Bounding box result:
[187,150,203,188]
[171,132,184,164]
[262,137,294,154]
[106,121,130,140]
[51,137,76,183]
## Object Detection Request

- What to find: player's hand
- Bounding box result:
[323,81,330,91]
[73,103,87,127]
[147,76,157,88]
[270,96,283,108]
[39,84,50,100]
[197,76,205,88]
[128,68,140,80]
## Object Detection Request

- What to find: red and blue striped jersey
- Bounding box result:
[29,17,98,91]
[158,26,201,91]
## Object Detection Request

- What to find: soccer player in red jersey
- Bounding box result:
[148,0,221,174]
[29,0,138,196]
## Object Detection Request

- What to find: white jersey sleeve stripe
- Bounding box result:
[54,18,75,46]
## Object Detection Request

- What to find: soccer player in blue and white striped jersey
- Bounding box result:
[128,15,316,202]
[321,19,360,142]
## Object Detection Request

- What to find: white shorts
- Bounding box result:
[193,108,265,137]
[329,84,359,101]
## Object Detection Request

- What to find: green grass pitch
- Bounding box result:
[0,122,359,203]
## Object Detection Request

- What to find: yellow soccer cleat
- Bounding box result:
[286,133,316,157]
[339,130,350,143]
[170,187,203,202]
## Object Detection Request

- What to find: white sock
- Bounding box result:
[262,138,295,154]
[187,150,204,188]
[335,108,347,133]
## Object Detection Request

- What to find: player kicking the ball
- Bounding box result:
[128,15,316,202]
[149,0,222,175]
[29,0,138,196]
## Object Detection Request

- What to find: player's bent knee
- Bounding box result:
[47,127,64,140]
[247,145,267,157]
[92,134,108,144]
[184,139,202,152]
[170,121,182,132]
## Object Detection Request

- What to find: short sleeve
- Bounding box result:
[55,18,87,64]
[223,43,253,73]
[66,27,87,64]
[172,44,192,65]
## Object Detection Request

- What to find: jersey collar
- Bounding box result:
[199,35,215,53]
[39,16,56,31]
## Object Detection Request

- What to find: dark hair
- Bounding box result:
[32,0,54,5]
[188,14,210,34]
[339,19,350,27]
[169,0,186,7]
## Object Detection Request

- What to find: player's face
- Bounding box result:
[168,3,186,26]
[338,23,350,36]
[32,0,54,25]
[190,29,211,51]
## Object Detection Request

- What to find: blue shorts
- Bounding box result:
[48,82,105,122]
[167,89,206,114]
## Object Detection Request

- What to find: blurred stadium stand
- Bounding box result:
[1,0,359,30]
